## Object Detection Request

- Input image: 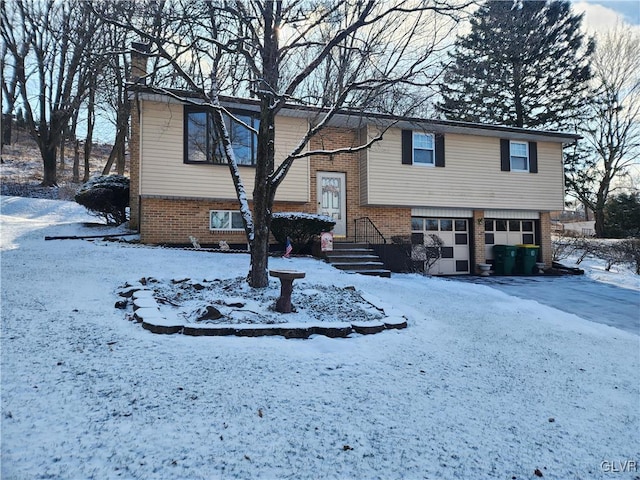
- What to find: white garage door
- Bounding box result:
[484,219,536,260]
[411,217,470,275]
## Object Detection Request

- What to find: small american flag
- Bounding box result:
[283,237,293,258]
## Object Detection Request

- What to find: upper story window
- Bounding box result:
[413,132,435,165]
[500,139,538,173]
[185,106,259,166]
[510,141,529,171]
[401,130,445,167]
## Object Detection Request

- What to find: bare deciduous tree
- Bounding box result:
[565,24,640,238]
[102,0,468,287]
[1,37,23,148]
[1,0,102,186]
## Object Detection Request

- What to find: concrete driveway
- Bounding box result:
[456,275,640,335]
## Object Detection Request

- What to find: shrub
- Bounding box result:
[552,233,601,264]
[621,238,640,275]
[271,212,335,253]
[598,239,640,274]
[392,233,443,274]
[75,175,130,225]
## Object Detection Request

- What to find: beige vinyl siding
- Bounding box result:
[140,100,309,202]
[366,128,564,211]
[273,115,310,201]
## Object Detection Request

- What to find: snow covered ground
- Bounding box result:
[1,196,639,480]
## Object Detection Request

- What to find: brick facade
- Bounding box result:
[129,96,141,230]
[539,211,552,267]
[472,210,486,273]
[140,198,238,245]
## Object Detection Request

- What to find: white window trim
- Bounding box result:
[510,141,529,172]
[413,132,435,166]
[209,210,244,231]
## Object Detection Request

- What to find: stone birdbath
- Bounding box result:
[269,269,306,313]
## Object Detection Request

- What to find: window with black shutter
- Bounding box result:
[402,130,445,167]
[500,139,538,173]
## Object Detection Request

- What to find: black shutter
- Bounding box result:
[500,139,510,171]
[402,130,413,165]
[528,141,538,173]
[435,133,445,167]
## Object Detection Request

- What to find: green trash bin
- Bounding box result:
[515,244,540,275]
[493,245,518,275]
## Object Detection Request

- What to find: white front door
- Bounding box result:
[317,172,346,237]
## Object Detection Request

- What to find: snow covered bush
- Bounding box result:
[620,239,640,274]
[553,234,640,274]
[271,212,335,253]
[74,175,129,225]
[553,233,600,263]
[598,239,640,274]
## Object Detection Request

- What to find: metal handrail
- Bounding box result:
[353,217,387,244]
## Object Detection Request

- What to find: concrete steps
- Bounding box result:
[325,242,391,278]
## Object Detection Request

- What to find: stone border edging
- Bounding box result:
[123,288,408,339]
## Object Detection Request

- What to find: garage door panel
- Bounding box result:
[413,216,470,275]
[485,219,537,260]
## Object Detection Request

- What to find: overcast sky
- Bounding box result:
[572,0,640,32]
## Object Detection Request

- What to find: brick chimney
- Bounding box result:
[130,42,150,84]
[129,43,150,230]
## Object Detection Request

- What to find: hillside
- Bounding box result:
[1,129,121,201]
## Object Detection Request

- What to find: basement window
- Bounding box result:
[210,210,244,231]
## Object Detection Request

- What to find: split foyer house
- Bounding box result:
[128,52,580,276]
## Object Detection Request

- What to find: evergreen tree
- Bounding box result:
[603,193,640,238]
[437,0,593,130]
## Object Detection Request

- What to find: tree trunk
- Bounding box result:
[83,144,91,182]
[83,87,95,182]
[73,140,80,183]
[246,1,279,289]
[59,137,65,172]
[582,200,590,220]
[594,207,606,238]
[116,141,126,175]
[42,147,58,186]
[103,122,127,175]
[103,96,130,175]
[2,114,12,147]
[513,63,524,128]
[249,216,271,288]
[247,108,277,288]
[102,148,115,175]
